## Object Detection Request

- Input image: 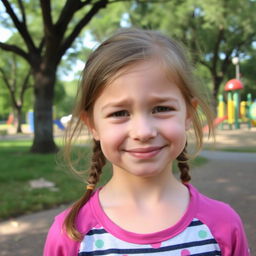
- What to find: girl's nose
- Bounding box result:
[129,115,157,142]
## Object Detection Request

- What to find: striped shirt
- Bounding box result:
[79,219,221,255]
[44,184,250,256]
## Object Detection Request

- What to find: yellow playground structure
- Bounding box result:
[216,79,256,129]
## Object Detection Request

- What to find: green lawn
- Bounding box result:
[0,139,207,220]
[203,145,256,153]
[0,139,112,220]
[215,147,256,153]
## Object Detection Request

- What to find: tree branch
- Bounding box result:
[54,0,86,38]
[0,42,29,61]
[212,26,225,72]
[80,0,93,7]
[0,67,11,90]
[1,0,22,29]
[11,54,17,92]
[38,38,45,53]
[199,59,211,70]
[221,49,232,75]
[17,0,26,24]
[40,0,54,34]
[20,69,32,105]
[109,0,172,2]
[57,0,108,62]
[0,66,18,109]
[1,0,38,54]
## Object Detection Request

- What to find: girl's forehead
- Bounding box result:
[108,58,175,85]
[94,60,185,105]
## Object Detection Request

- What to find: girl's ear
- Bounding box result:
[185,98,198,130]
[80,112,100,141]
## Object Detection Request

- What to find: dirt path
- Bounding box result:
[203,126,256,150]
[0,206,68,256]
[191,150,256,255]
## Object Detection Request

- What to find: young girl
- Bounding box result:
[44,28,250,256]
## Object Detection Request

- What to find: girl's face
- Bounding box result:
[89,60,192,179]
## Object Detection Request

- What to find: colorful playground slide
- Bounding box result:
[203,116,227,132]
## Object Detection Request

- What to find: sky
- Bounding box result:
[0,26,12,42]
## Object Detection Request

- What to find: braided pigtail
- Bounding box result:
[64,140,106,241]
[87,140,106,187]
[176,143,191,184]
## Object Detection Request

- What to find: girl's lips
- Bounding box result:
[124,146,165,159]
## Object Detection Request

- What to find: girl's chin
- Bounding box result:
[117,167,169,179]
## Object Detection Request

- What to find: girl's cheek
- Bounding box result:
[163,123,187,146]
[101,124,126,143]
[163,121,186,135]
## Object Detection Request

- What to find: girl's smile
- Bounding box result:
[123,145,167,160]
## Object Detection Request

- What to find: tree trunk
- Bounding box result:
[30,67,58,154]
[211,73,224,111]
[16,106,23,133]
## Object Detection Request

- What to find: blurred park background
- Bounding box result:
[0,0,256,254]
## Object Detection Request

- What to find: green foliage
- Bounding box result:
[63,0,256,105]
[0,1,43,49]
[0,82,12,119]
[54,80,78,118]
[87,2,127,42]
[123,0,256,100]
[0,49,33,119]
[240,54,256,100]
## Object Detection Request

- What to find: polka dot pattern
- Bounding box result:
[79,219,221,255]
[150,242,162,248]
[95,239,104,248]
[198,230,208,239]
[181,249,191,256]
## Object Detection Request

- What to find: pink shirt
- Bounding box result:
[44,184,250,255]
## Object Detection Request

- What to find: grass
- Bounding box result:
[203,145,256,153]
[0,124,10,130]
[218,147,256,153]
[0,139,111,220]
[0,139,207,220]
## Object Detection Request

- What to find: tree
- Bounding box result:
[239,54,256,100]
[0,50,32,133]
[125,0,256,104]
[0,81,12,120]
[0,0,131,153]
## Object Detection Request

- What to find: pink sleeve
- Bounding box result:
[43,196,98,256]
[215,208,250,256]
[228,215,251,256]
[197,193,250,256]
[43,211,80,256]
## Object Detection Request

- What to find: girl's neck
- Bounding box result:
[98,171,190,234]
[100,168,186,207]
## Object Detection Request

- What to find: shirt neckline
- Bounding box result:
[89,184,198,244]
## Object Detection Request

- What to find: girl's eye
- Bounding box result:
[152,106,174,113]
[109,110,129,118]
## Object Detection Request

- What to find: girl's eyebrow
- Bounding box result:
[101,96,179,111]
[101,99,132,111]
[150,95,179,104]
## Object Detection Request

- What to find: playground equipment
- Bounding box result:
[217,79,256,129]
[250,100,256,126]
[27,111,66,132]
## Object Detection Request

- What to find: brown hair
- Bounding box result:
[63,28,214,240]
